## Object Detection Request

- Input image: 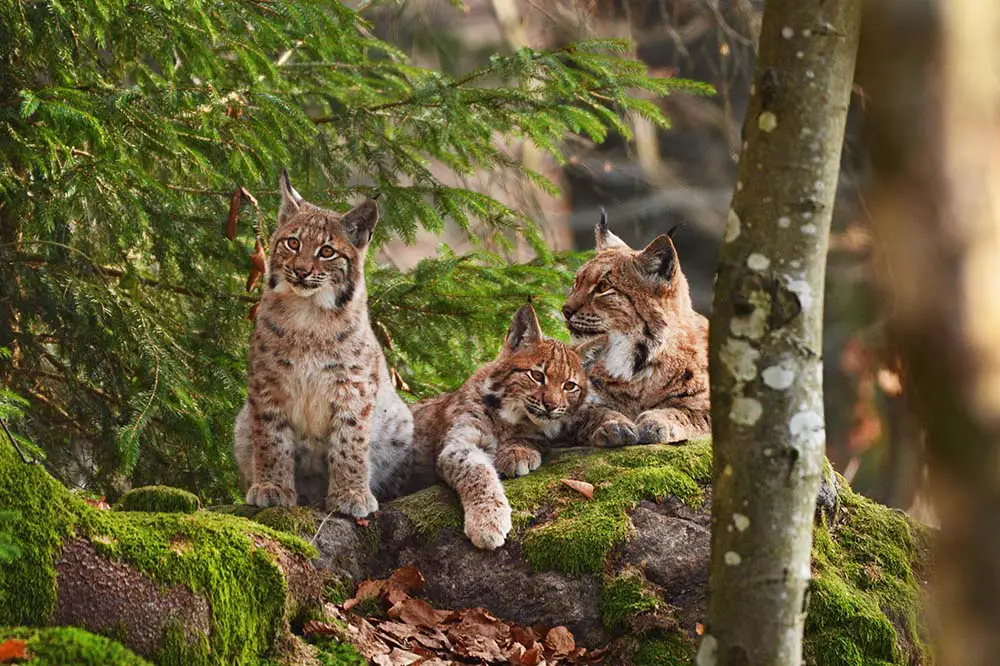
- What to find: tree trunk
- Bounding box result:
[700,0,861,663]
[860,1,1000,663]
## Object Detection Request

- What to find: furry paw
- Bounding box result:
[246,483,295,508]
[494,444,542,478]
[327,487,379,518]
[590,412,639,448]
[636,412,685,444]
[464,496,512,550]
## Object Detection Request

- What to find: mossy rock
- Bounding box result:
[356,441,931,665]
[0,436,324,665]
[115,485,201,514]
[0,626,152,665]
[212,504,319,537]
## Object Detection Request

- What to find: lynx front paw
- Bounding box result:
[636,411,685,444]
[246,483,295,508]
[327,487,379,518]
[590,412,639,448]
[494,445,542,478]
[464,496,512,551]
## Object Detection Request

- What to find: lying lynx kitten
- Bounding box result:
[409,304,587,549]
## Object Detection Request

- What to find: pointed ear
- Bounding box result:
[595,208,628,251]
[635,234,677,282]
[278,168,303,225]
[504,302,543,353]
[340,198,379,248]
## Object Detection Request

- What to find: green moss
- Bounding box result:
[602,570,661,632]
[389,485,464,537]
[0,440,81,626]
[390,440,711,575]
[80,509,316,665]
[0,436,322,665]
[252,507,319,536]
[0,626,152,665]
[115,486,201,514]
[312,638,367,665]
[629,631,694,666]
[804,478,931,666]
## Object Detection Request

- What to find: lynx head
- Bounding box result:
[483,303,587,428]
[562,210,691,344]
[266,169,379,310]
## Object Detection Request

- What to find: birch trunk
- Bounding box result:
[698,0,861,663]
[861,0,1000,662]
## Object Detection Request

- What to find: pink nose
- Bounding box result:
[293,267,311,279]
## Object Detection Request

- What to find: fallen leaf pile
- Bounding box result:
[309,566,607,666]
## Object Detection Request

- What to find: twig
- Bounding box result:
[1,418,40,465]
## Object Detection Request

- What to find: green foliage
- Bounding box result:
[0,626,152,666]
[115,485,202,514]
[0,0,710,501]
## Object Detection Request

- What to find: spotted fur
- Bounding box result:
[233,170,412,517]
[562,212,710,446]
[409,303,587,549]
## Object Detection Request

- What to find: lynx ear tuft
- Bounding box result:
[278,169,303,225]
[594,208,628,251]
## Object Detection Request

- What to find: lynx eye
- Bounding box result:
[284,238,301,252]
[317,245,337,259]
[563,380,580,392]
[595,279,614,296]
[527,369,545,384]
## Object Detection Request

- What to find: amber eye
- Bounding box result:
[284,238,300,252]
[318,245,337,259]
[596,280,614,295]
[563,381,580,392]
[527,369,545,384]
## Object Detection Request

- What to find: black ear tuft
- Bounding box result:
[598,207,608,233]
[667,222,685,239]
[504,302,543,353]
[278,169,303,225]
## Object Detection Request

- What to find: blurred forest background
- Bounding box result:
[0,0,912,512]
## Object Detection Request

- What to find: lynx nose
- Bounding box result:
[562,304,576,321]
[292,267,312,280]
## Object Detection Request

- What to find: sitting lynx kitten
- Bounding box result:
[562,212,710,447]
[233,171,412,517]
[409,303,587,550]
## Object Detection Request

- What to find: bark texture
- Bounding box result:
[702,0,861,663]
[860,1,1000,663]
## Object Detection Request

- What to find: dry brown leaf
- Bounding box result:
[695,622,704,636]
[246,239,267,292]
[388,598,451,629]
[247,302,259,321]
[560,479,594,500]
[519,645,543,666]
[389,566,426,595]
[544,627,575,656]
[302,620,340,638]
[385,584,410,605]
[510,626,536,647]
[0,639,28,663]
[82,496,110,510]
[454,607,509,642]
[386,647,423,665]
[226,189,242,240]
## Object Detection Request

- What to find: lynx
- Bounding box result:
[562,212,710,447]
[409,303,587,550]
[233,171,412,517]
